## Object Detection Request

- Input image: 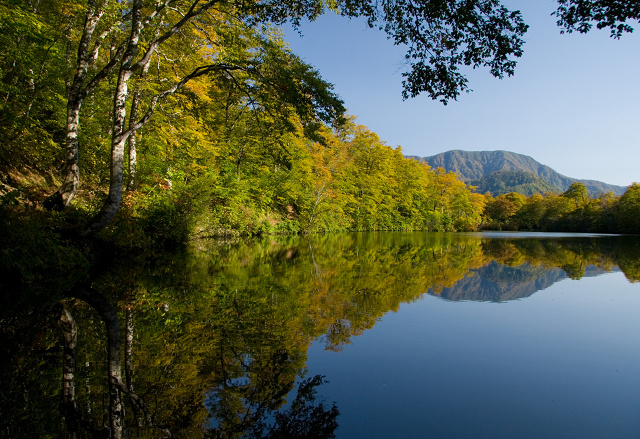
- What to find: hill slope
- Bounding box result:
[413,150,627,196]
[468,170,560,196]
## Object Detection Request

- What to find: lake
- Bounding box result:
[2,232,640,438]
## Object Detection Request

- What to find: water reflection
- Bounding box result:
[433,261,617,302]
[1,232,639,438]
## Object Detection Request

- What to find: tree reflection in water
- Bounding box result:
[1,232,639,437]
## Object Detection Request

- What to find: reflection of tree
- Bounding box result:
[45,278,338,439]
[205,375,338,439]
[560,260,586,280]
[57,288,157,439]
[481,237,621,280]
[266,376,339,439]
[3,233,640,437]
[325,319,353,352]
[614,237,640,283]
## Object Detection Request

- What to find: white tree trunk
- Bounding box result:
[49,0,119,209]
[82,0,142,235]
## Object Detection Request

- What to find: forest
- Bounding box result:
[1,0,639,248]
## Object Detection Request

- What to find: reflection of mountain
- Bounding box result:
[3,233,639,438]
[429,262,615,302]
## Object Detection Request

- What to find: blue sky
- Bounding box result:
[282,0,639,187]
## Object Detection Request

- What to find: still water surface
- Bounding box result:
[309,271,640,438]
[3,232,640,438]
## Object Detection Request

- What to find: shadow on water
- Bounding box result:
[1,232,640,437]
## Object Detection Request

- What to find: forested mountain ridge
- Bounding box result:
[468,170,559,197]
[411,150,627,196]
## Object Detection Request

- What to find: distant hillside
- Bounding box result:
[469,170,560,196]
[412,150,627,197]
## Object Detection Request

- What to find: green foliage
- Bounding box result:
[470,170,560,196]
[480,184,640,234]
[483,193,520,230]
[128,117,484,239]
[0,1,67,170]
[554,0,640,38]
[562,182,588,206]
[617,183,640,234]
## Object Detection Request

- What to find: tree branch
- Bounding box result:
[120,64,250,143]
[132,0,222,73]
[81,44,126,99]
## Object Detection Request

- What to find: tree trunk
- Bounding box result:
[82,0,142,235]
[81,129,128,236]
[125,307,143,427]
[107,313,125,439]
[47,1,109,209]
[59,99,82,206]
[127,98,138,192]
[58,305,80,437]
[126,63,149,192]
[58,303,108,438]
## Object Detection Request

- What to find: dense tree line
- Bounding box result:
[181,119,486,236]
[0,0,529,239]
[1,0,639,240]
[481,182,640,234]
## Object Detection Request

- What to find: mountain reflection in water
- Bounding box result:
[1,232,639,438]
[432,261,617,302]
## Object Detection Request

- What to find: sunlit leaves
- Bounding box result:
[480,184,640,234]
[0,1,69,168]
[617,183,640,234]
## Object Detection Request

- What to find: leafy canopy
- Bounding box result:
[335,0,529,103]
[554,0,640,38]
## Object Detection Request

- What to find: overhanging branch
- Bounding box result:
[119,64,252,143]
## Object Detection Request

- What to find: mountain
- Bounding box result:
[468,170,560,196]
[412,150,627,196]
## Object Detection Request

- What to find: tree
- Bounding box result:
[617,183,640,234]
[29,0,342,223]
[0,1,69,171]
[513,194,545,230]
[27,0,528,235]
[554,0,640,38]
[562,182,588,207]
[483,194,518,228]
[340,0,529,103]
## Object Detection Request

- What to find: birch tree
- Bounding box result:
[33,0,529,234]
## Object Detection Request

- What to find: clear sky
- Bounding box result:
[282,0,639,187]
